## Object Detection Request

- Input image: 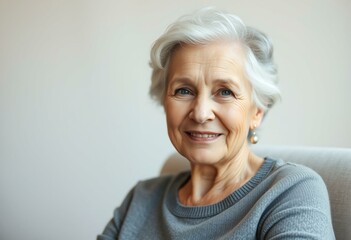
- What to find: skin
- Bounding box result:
[164,41,265,206]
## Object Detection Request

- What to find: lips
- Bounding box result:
[185,131,222,140]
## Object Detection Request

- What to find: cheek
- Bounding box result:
[164,101,189,152]
[164,101,184,132]
[221,105,251,134]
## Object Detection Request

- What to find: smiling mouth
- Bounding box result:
[185,131,222,140]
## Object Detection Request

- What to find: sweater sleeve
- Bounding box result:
[97,188,135,240]
[259,165,335,240]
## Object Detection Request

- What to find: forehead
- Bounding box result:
[168,41,247,82]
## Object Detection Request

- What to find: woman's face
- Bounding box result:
[164,42,263,165]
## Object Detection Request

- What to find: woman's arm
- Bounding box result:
[259,168,335,239]
[97,188,135,240]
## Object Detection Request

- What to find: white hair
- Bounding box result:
[149,7,281,112]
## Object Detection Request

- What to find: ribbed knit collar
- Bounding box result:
[166,158,276,218]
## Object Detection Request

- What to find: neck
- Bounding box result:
[179,149,263,206]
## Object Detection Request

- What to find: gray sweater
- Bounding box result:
[98,158,335,239]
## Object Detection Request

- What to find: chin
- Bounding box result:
[182,149,223,166]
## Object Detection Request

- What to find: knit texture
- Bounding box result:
[98,158,335,240]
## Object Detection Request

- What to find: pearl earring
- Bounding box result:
[249,124,259,144]
[249,130,259,144]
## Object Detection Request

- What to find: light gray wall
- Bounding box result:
[1,0,350,239]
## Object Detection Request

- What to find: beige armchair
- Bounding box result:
[161,146,351,239]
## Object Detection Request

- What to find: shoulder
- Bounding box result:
[254,158,330,204]
[112,172,188,220]
[263,158,330,208]
[270,158,325,184]
[132,172,189,199]
[258,159,335,238]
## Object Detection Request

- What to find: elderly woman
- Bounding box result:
[98,8,335,239]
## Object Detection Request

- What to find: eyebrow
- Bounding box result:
[168,77,242,91]
[169,77,240,84]
[167,77,193,87]
[212,78,241,89]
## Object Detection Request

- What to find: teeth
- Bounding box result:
[190,133,217,138]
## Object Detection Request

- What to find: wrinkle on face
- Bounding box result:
[164,41,264,205]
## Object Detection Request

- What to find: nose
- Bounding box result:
[188,95,215,124]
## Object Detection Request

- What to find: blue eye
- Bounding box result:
[219,89,233,97]
[175,88,192,95]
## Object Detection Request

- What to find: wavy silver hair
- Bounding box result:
[149,8,281,112]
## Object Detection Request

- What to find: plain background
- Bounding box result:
[1,0,350,239]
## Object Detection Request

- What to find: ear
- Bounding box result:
[250,107,264,129]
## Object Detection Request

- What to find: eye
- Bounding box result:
[218,88,235,98]
[174,88,192,96]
